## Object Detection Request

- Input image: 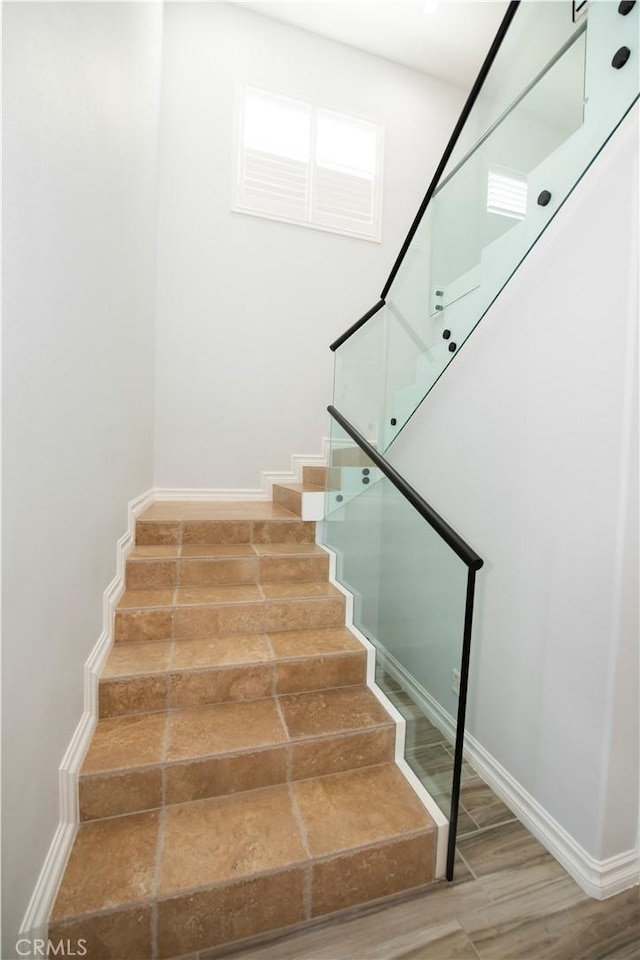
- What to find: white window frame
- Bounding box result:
[232,83,384,242]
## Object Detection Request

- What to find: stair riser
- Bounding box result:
[114,597,346,643]
[157,835,434,958]
[79,726,395,821]
[125,554,329,589]
[303,465,326,487]
[136,518,315,546]
[99,652,366,718]
[272,485,302,516]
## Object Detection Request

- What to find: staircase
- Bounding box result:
[48,469,438,960]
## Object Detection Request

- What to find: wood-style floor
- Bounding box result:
[212,674,639,960]
[219,789,638,960]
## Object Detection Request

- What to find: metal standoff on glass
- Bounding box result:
[618,1,636,16]
[442,329,452,340]
[390,418,397,426]
[612,46,631,69]
[537,189,552,206]
[448,342,457,352]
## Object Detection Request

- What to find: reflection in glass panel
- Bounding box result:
[324,418,469,822]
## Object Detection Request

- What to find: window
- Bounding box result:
[233,84,383,241]
[486,166,528,220]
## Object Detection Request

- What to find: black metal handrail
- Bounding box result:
[330,300,385,353]
[330,0,520,352]
[328,405,483,571]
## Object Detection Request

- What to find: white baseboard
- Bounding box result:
[154,440,329,504]
[18,489,155,942]
[367,647,640,901]
[463,735,640,901]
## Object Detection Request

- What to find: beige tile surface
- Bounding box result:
[157,870,307,959]
[168,663,273,708]
[181,544,257,557]
[276,651,365,694]
[268,627,363,658]
[49,906,153,960]
[312,834,436,918]
[261,581,341,600]
[115,608,173,643]
[173,602,265,640]
[51,811,159,920]
[101,639,173,678]
[159,785,307,894]
[171,634,272,669]
[253,543,325,556]
[259,554,329,583]
[166,698,286,760]
[79,768,163,821]
[127,559,177,589]
[177,557,258,586]
[265,597,345,632]
[81,712,167,774]
[280,687,392,740]
[136,521,181,546]
[293,765,434,858]
[175,584,262,605]
[182,520,252,545]
[129,545,180,558]
[252,520,315,544]
[117,588,175,609]
[99,673,169,717]
[291,727,394,781]
[165,746,288,805]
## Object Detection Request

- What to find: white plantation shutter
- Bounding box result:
[312,108,379,237]
[237,87,312,222]
[486,167,528,220]
[234,85,382,241]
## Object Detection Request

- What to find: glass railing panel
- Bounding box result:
[427,25,587,324]
[332,0,639,453]
[333,300,433,449]
[323,416,471,829]
[446,1,583,175]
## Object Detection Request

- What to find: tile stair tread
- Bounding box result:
[128,543,327,560]
[116,581,342,610]
[138,501,302,522]
[273,482,325,494]
[52,765,436,924]
[81,687,394,775]
[102,628,364,680]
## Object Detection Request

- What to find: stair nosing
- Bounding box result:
[81,714,395,778]
[101,647,365,682]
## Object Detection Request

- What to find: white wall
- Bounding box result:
[1,2,163,949]
[153,2,466,490]
[389,107,639,862]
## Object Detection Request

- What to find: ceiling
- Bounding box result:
[231,1,510,88]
